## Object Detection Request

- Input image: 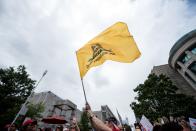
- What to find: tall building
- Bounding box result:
[169,29,196,90]
[151,64,196,96]
[152,29,196,96]
[93,105,118,123]
[75,105,119,125]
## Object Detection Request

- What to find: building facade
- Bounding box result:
[169,29,196,90]
[151,64,196,97]
[29,91,77,123]
[152,29,196,97]
[29,91,118,124]
[93,105,118,123]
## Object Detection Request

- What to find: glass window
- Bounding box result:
[181,54,191,64]
[176,63,181,70]
[185,72,196,83]
[180,47,196,64]
[191,47,196,54]
[102,112,106,120]
[189,62,196,75]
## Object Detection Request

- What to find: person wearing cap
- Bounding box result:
[85,103,120,131]
[55,125,63,131]
[9,123,18,131]
[22,119,37,131]
[105,117,120,131]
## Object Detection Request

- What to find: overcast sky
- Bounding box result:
[0,0,196,125]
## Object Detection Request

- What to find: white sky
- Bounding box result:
[0,0,196,125]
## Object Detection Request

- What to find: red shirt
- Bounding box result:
[112,125,120,131]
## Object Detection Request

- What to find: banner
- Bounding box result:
[189,117,196,130]
[140,115,153,131]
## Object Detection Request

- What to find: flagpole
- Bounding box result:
[75,52,88,104]
[116,109,123,126]
[10,70,48,126]
[81,78,88,103]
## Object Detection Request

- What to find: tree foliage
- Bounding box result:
[0,65,36,129]
[130,74,196,121]
[79,112,91,131]
[26,102,45,119]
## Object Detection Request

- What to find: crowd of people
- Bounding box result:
[85,103,194,131]
[134,119,192,131]
[3,103,194,131]
[4,119,79,131]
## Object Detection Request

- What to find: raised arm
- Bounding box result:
[85,103,112,131]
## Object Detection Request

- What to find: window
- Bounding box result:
[188,62,196,75]
[102,112,106,120]
[191,47,196,54]
[185,72,196,83]
[176,63,181,70]
[180,54,191,64]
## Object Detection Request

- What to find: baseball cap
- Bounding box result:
[22,119,37,126]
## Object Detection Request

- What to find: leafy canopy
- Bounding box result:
[0,65,36,128]
[130,74,196,121]
[79,112,92,131]
[26,102,45,119]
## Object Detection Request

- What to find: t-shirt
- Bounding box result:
[112,125,120,131]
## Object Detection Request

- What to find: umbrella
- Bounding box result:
[42,115,67,124]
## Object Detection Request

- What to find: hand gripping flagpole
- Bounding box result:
[10,70,48,126]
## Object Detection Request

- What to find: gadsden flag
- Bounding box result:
[76,22,141,78]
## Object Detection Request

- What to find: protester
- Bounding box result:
[56,126,63,131]
[85,103,120,131]
[4,124,10,131]
[160,122,183,131]
[4,123,18,131]
[134,123,141,131]
[69,124,80,131]
[152,124,161,131]
[124,125,132,131]
[37,128,42,131]
[105,117,120,131]
[180,120,191,131]
[22,119,37,131]
[69,115,80,131]
[44,128,52,131]
[9,123,18,131]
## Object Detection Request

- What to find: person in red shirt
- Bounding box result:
[22,119,37,131]
[85,103,120,131]
[105,117,120,131]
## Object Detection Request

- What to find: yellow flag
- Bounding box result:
[76,22,141,78]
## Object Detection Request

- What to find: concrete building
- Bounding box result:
[151,29,196,96]
[93,105,118,123]
[169,29,196,90]
[29,91,118,124]
[29,91,77,123]
[151,64,196,96]
[75,105,119,123]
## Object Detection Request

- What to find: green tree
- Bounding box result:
[26,102,45,119]
[79,112,91,131]
[130,74,196,121]
[0,65,36,129]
